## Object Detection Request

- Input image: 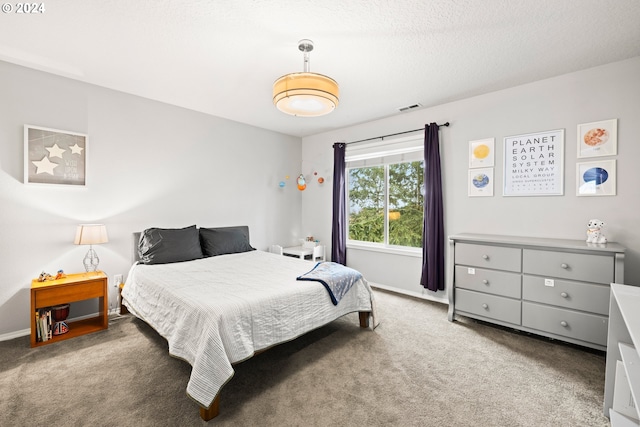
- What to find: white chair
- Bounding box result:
[311,245,325,262]
[269,244,283,255]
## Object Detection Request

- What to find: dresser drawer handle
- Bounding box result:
[560,321,568,327]
[482,255,489,260]
[482,279,489,285]
[560,292,568,298]
[560,263,568,269]
[482,303,488,309]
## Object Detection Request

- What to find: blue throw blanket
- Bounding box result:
[297,262,363,305]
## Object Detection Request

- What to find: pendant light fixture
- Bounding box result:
[273,39,339,117]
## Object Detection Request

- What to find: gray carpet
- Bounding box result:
[0,290,608,426]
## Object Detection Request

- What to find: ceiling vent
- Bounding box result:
[397,103,423,113]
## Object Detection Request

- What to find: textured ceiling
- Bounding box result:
[1,0,639,137]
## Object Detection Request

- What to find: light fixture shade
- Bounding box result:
[273,72,339,117]
[74,224,109,245]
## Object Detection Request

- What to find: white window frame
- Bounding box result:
[345,135,423,256]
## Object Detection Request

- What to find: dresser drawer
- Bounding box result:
[522,276,610,315]
[522,249,613,284]
[455,265,521,298]
[522,302,608,346]
[455,243,521,272]
[455,289,521,325]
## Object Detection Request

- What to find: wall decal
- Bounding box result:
[24,125,87,186]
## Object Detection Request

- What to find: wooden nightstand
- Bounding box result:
[30,271,108,347]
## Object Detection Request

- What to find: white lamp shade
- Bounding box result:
[74,224,109,245]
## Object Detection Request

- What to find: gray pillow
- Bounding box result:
[138,225,204,265]
[199,227,255,257]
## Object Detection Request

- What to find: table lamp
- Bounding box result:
[74,224,108,272]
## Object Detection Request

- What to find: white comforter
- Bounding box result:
[122,250,377,409]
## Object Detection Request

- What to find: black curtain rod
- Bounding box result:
[344,122,449,145]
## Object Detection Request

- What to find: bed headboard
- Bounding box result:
[132,231,142,264]
[132,226,251,265]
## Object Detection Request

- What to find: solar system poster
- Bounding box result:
[503,129,564,196]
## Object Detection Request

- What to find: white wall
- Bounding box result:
[0,61,302,338]
[4,57,638,339]
[302,57,640,300]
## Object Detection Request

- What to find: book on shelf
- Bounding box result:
[36,308,52,342]
[35,311,41,342]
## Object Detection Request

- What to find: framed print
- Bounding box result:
[503,129,564,196]
[577,119,617,158]
[577,159,616,196]
[24,125,87,186]
[469,138,494,168]
[468,168,494,197]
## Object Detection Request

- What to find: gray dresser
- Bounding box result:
[447,233,625,351]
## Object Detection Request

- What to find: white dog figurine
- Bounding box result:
[586,219,607,244]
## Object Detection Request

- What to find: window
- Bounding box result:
[348,165,385,243]
[346,137,424,249]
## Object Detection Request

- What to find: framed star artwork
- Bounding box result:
[24,125,87,186]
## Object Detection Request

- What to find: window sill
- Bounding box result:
[346,241,422,258]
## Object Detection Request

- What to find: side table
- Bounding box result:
[30,271,108,347]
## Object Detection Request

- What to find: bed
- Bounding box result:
[121,225,377,421]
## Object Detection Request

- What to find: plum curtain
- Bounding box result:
[331,143,347,265]
[420,123,445,291]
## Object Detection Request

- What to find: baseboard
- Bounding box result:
[0,309,120,342]
[369,282,448,305]
[0,328,30,341]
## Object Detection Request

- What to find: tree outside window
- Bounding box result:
[348,160,423,248]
